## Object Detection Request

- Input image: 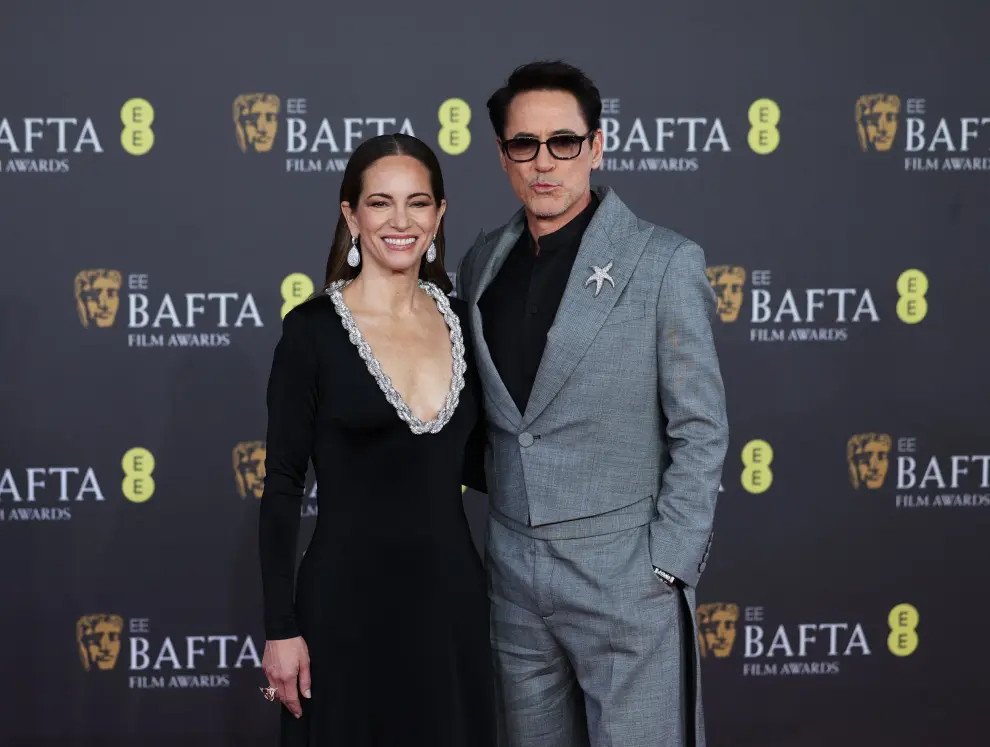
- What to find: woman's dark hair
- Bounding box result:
[323,133,451,294]
[486,60,602,140]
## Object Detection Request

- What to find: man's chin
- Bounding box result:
[527,198,568,220]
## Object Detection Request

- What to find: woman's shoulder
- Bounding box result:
[286,291,335,320]
[445,294,472,332]
[279,291,339,339]
[446,293,468,317]
[442,294,477,353]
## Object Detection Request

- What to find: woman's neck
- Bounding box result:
[343,266,424,318]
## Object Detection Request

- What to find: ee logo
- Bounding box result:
[748,98,780,155]
[121,98,155,156]
[741,439,773,494]
[887,603,919,656]
[281,273,315,320]
[438,98,471,155]
[896,269,928,324]
[122,447,155,503]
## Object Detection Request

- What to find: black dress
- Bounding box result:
[258,283,495,746]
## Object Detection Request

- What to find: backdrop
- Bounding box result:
[1,2,987,745]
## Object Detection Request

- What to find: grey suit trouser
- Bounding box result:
[485,500,699,747]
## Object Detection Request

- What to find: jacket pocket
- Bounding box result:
[602,299,648,326]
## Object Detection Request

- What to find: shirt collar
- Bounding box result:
[528,191,600,255]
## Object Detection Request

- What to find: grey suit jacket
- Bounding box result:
[457,184,728,589]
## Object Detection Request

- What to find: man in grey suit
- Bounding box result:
[456,61,729,747]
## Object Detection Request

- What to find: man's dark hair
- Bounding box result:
[486,60,602,140]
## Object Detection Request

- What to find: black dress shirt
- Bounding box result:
[479,193,600,415]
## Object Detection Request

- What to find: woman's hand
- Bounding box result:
[262,636,311,718]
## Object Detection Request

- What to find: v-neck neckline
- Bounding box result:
[326,279,467,435]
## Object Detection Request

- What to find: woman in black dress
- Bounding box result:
[257,134,495,746]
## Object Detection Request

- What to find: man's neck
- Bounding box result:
[526,188,593,250]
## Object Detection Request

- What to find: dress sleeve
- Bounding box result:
[456,298,489,494]
[258,306,318,640]
[462,412,489,494]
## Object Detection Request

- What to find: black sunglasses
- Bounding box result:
[500,132,594,162]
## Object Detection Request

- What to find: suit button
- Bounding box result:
[518,432,534,447]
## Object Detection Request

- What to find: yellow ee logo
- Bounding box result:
[741,439,773,493]
[887,603,919,656]
[122,447,155,503]
[896,269,928,324]
[281,273,314,320]
[438,98,471,155]
[120,98,155,156]
[747,99,780,155]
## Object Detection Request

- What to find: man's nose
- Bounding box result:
[533,144,556,171]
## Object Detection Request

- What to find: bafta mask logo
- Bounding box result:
[233,94,281,153]
[856,94,901,152]
[847,432,893,489]
[233,440,266,499]
[696,602,740,658]
[705,265,746,323]
[76,614,124,672]
[74,269,122,328]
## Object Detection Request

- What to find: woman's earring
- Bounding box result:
[425,238,437,264]
[346,236,360,268]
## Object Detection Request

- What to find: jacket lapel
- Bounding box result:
[469,211,526,428]
[522,187,651,428]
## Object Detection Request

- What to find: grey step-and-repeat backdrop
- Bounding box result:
[1,2,986,745]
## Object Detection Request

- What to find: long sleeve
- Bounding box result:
[462,413,489,494]
[455,296,488,494]
[258,306,318,640]
[649,240,729,589]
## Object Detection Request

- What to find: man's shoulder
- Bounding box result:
[634,218,694,253]
[455,221,512,293]
[464,224,507,259]
[600,187,697,256]
[617,210,708,284]
[630,218,703,271]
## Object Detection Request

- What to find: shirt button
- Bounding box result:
[518,432,535,447]
[528,303,538,315]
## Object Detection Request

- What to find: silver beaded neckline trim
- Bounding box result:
[326,279,466,435]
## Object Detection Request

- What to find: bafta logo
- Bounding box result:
[856,94,901,152]
[233,93,281,153]
[233,441,266,499]
[74,269,122,328]
[696,602,739,658]
[705,265,746,323]
[847,433,892,489]
[76,614,124,672]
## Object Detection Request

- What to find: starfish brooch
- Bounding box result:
[585,262,615,297]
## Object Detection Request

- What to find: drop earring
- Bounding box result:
[346,235,360,268]
[425,238,437,263]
